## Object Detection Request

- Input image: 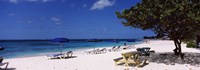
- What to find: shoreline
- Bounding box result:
[3,40,200,70]
[4,40,200,60]
[5,41,142,59]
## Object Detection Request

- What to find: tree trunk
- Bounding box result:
[177,39,184,59]
[173,39,184,59]
[173,40,179,55]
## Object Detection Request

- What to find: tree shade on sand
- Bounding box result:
[116,0,200,59]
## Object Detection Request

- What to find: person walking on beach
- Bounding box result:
[124,43,127,46]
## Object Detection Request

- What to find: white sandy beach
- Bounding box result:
[3,40,200,70]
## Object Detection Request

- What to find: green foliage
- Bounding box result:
[186,41,195,48]
[116,0,200,41]
[183,38,195,43]
[116,0,200,58]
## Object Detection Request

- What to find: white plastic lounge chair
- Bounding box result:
[60,51,73,59]
[99,48,107,53]
[84,51,92,54]
[46,53,63,59]
[0,62,9,70]
[65,51,73,57]
[108,46,116,52]
[113,46,121,52]
[84,49,98,54]
[84,48,106,54]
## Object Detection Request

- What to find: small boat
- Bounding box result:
[0,47,4,50]
[86,39,102,42]
[126,39,135,42]
[111,39,119,43]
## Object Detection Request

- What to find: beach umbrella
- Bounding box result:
[50,38,70,54]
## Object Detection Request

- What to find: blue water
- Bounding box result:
[0,40,142,59]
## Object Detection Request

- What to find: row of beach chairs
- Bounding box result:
[84,48,107,54]
[46,51,73,59]
[84,45,135,54]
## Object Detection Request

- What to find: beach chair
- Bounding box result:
[62,51,73,58]
[122,46,131,50]
[94,49,100,54]
[113,46,121,52]
[113,57,125,66]
[108,46,116,52]
[0,62,9,70]
[126,45,135,49]
[98,48,107,54]
[136,47,151,56]
[84,49,99,54]
[67,51,73,57]
[46,53,63,59]
[84,50,93,54]
[84,48,106,54]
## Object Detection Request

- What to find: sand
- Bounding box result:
[3,40,200,70]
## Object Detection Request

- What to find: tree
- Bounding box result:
[116,0,200,59]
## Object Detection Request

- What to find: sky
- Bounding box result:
[0,0,155,39]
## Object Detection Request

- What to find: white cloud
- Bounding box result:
[51,17,62,25]
[103,29,107,31]
[28,0,53,3]
[55,22,61,25]
[90,0,115,10]
[9,0,18,3]
[40,17,45,21]
[27,20,32,23]
[41,0,52,3]
[7,13,16,16]
[28,0,38,2]
[83,4,87,8]
[51,17,60,22]
[7,0,53,3]
[61,0,66,2]
[70,3,75,7]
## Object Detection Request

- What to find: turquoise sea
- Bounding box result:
[0,39,142,59]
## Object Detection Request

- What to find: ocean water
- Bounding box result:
[0,40,142,59]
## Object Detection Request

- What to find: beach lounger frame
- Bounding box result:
[0,62,9,70]
[61,51,73,58]
[47,54,63,59]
